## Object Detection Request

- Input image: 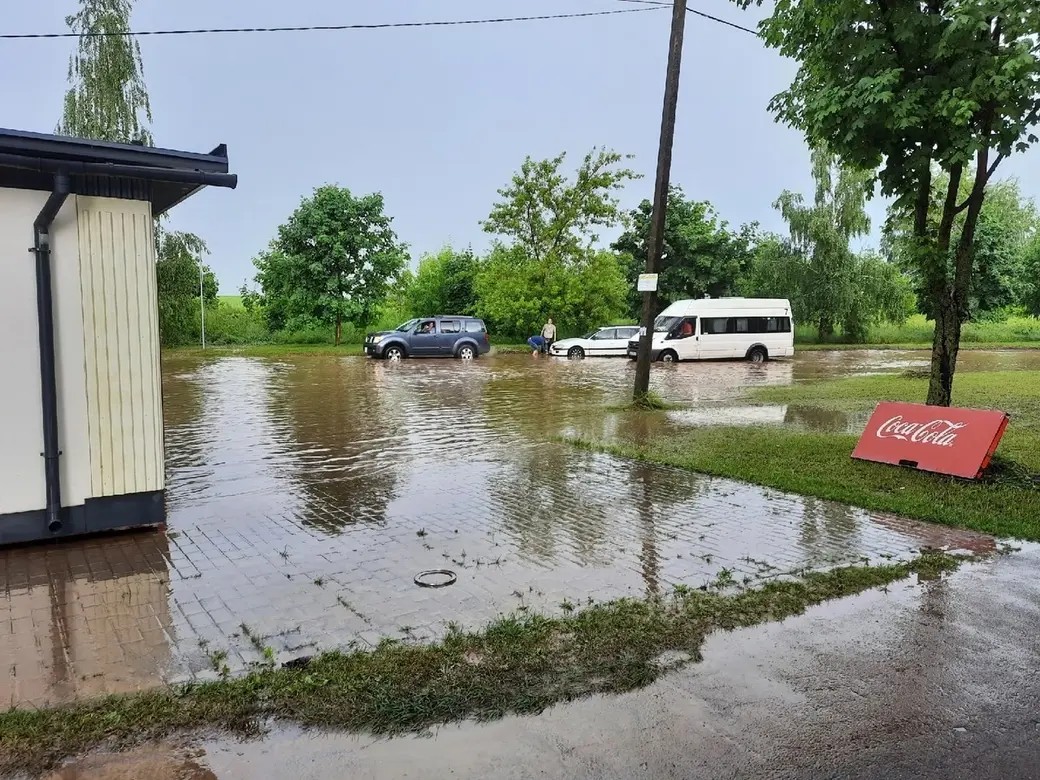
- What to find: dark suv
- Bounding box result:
[364,316,491,360]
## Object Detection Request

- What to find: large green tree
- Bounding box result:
[773,148,872,337]
[57,0,152,144]
[155,229,216,346]
[742,236,912,341]
[479,148,637,335]
[402,246,481,318]
[474,245,627,340]
[885,173,1038,320]
[58,0,214,328]
[253,186,408,344]
[482,148,639,264]
[612,187,756,319]
[737,0,1040,405]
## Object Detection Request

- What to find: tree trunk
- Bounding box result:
[335,310,342,346]
[926,292,959,406]
[818,316,834,339]
[924,153,989,406]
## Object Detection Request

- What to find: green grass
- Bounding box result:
[217,294,245,309]
[797,341,1040,352]
[566,371,1040,541]
[0,552,962,775]
[796,313,1040,347]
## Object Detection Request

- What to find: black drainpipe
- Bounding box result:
[32,173,71,534]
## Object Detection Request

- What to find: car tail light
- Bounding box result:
[484,332,489,343]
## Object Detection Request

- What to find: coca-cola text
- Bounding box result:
[875,416,967,447]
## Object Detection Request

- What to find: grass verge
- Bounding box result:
[796,341,1040,352]
[567,371,1040,540]
[795,313,1040,346]
[0,552,962,775]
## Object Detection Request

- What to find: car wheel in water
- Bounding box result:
[384,346,404,361]
[457,345,476,360]
[748,347,767,364]
[659,350,678,363]
[568,346,585,359]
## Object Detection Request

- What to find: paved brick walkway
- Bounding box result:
[0,355,998,709]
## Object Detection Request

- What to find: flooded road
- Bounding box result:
[1,350,1029,712]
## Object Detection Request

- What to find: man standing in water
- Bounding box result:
[540,318,556,355]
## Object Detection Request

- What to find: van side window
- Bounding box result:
[702,317,730,335]
[464,320,486,333]
[743,317,793,334]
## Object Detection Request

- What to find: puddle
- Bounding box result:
[42,747,214,780]
[0,351,1022,709]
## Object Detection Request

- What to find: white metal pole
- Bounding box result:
[199,255,206,349]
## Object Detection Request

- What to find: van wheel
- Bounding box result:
[457,344,477,360]
[384,346,405,361]
[568,346,585,359]
[748,346,768,363]
[659,350,678,363]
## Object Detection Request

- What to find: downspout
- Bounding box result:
[32,173,70,534]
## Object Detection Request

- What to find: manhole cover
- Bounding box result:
[414,569,457,588]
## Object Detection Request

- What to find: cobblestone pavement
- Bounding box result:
[1,352,1007,710]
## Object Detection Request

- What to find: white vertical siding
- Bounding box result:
[0,188,91,514]
[76,196,164,498]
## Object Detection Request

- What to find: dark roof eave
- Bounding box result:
[0,127,229,173]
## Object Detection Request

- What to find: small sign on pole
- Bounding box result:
[637,273,659,292]
[851,401,1009,480]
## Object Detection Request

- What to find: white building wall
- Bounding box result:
[0,188,91,514]
[0,187,163,518]
[76,196,164,497]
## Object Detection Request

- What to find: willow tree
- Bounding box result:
[774,148,871,338]
[58,0,152,144]
[736,0,1040,405]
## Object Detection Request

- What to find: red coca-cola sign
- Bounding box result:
[852,402,1009,480]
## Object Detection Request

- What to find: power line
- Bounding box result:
[0,6,665,40]
[617,0,760,36]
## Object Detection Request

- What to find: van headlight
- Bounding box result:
[371,335,384,344]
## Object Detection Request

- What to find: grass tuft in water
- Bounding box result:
[0,551,963,775]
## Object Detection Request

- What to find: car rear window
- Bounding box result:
[464,320,486,333]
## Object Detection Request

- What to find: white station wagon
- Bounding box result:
[549,325,640,359]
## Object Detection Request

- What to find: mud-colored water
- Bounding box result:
[37,548,1040,779]
[0,350,1023,714]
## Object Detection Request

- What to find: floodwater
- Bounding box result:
[0,349,1030,715]
[35,547,1040,779]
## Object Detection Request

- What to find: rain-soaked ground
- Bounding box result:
[45,546,1040,780]
[2,349,1036,714]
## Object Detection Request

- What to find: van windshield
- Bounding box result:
[395,319,420,332]
[654,316,681,333]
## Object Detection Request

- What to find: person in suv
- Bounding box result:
[363,316,491,360]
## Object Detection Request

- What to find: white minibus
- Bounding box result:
[626,298,794,363]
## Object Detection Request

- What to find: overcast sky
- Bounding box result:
[2,0,1039,293]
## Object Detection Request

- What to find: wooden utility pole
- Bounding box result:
[634,0,688,402]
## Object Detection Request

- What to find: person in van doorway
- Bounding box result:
[680,319,694,338]
[541,318,557,354]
